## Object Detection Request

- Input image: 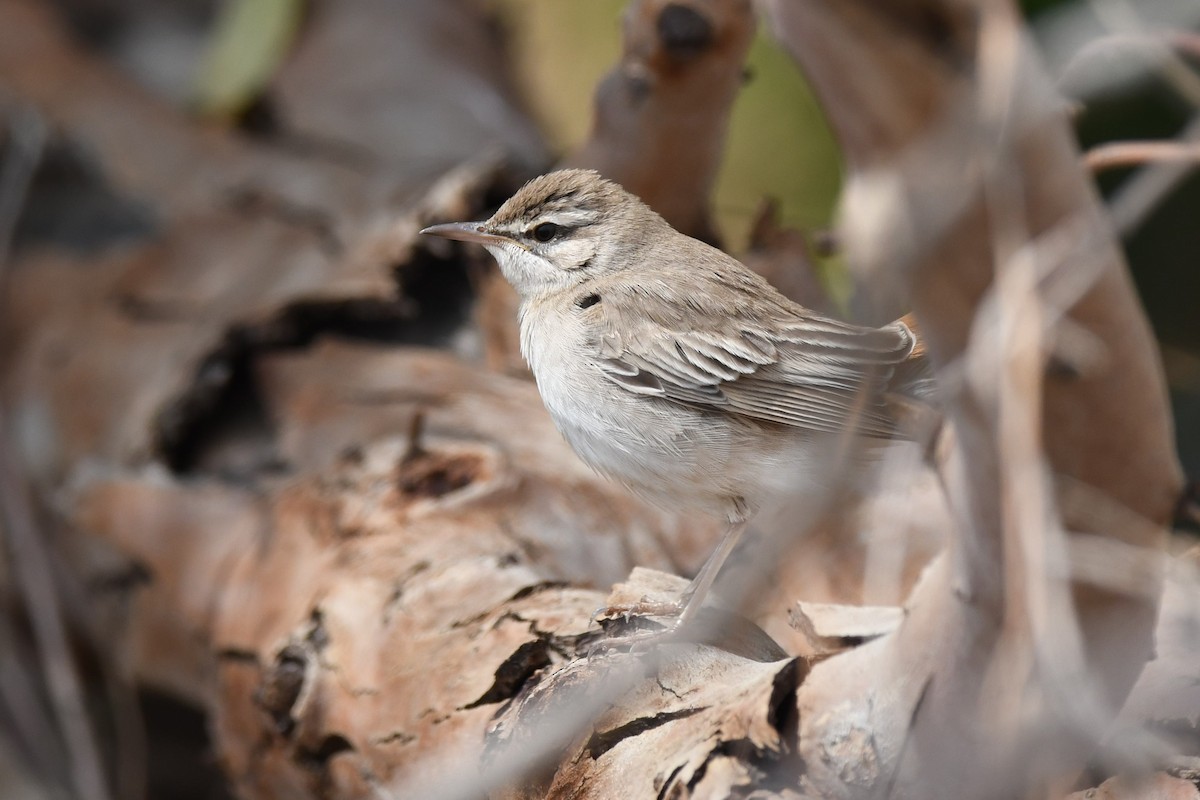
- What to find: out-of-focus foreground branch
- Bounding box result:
[766,0,1186,796]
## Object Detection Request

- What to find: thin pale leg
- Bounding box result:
[593,519,751,650]
[675,519,749,628]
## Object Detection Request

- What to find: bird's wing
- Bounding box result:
[592,279,917,438]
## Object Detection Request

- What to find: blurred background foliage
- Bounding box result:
[196,0,845,252]
[488,0,842,253]
[194,0,303,116]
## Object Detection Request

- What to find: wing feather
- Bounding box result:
[590,275,919,438]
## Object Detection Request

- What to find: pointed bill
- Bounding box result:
[419,221,510,247]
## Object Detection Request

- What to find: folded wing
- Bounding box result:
[593,280,918,438]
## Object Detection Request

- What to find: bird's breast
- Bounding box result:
[521,301,688,475]
[517,296,803,519]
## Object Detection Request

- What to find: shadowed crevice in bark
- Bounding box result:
[656,763,687,800]
[142,151,534,478]
[465,639,554,710]
[154,247,475,475]
[505,582,572,604]
[766,657,804,741]
[138,689,235,800]
[296,733,354,771]
[656,3,714,61]
[586,707,706,760]
[255,644,309,737]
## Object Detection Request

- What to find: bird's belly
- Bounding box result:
[522,307,821,520]
[537,367,689,478]
[554,405,682,482]
[536,366,794,520]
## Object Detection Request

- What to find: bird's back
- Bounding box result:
[517,242,932,521]
[581,242,930,441]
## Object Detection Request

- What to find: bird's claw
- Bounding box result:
[581,594,695,658]
[595,596,685,623]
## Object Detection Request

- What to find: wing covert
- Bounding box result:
[591,282,916,437]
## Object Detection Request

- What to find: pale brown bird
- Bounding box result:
[422,169,931,638]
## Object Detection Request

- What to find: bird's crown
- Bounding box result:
[420,169,669,299]
[489,169,649,232]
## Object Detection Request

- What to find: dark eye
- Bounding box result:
[532,222,559,243]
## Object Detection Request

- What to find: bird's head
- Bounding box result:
[421,169,666,299]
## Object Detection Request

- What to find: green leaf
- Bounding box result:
[195,0,306,119]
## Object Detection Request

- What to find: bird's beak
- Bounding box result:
[420,221,511,247]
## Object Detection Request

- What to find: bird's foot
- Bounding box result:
[585,595,690,655]
[592,596,686,624]
[586,594,788,662]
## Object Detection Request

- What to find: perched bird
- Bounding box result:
[422,169,930,636]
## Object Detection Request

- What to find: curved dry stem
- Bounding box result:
[1086,140,1200,173]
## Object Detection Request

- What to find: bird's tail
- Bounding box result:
[892,312,935,402]
[881,312,942,458]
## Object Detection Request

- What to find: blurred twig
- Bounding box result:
[1086,139,1200,173]
[1086,0,1200,107]
[0,102,41,271]
[1081,1,1200,236]
[0,105,112,800]
[1108,112,1200,236]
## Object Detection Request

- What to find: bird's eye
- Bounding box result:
[531,222,559,243]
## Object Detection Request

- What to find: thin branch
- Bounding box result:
[0,103,42,272]
[0,105,112,800]
[1109,112,1200,236]
[1086,139,1200,173]
[1086,0,1200,108]
[1079,0,1200,235]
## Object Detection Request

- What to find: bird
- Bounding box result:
[421,169,931,640]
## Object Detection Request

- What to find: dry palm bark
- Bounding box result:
[0,1,1194,800]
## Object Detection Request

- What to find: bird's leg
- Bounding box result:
[596,518,750,643]
[675,519,749,627]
